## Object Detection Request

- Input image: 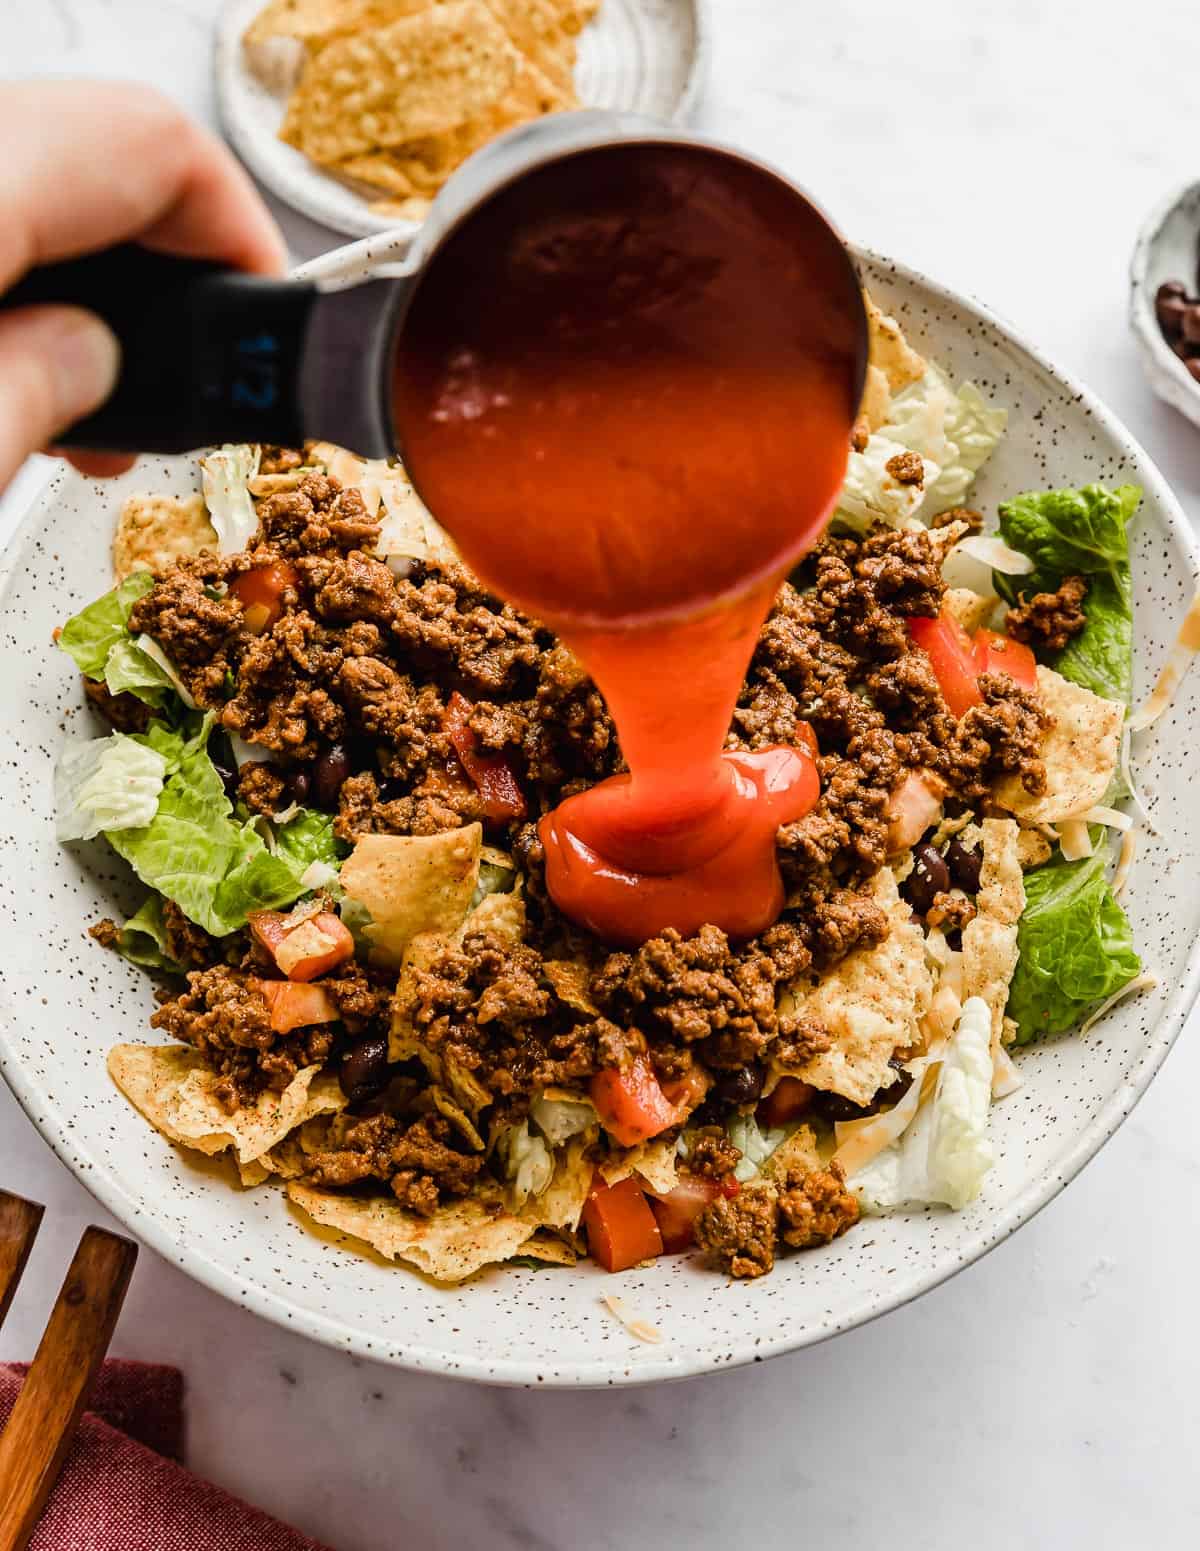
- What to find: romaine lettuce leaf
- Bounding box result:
[1007,842,1141,1042]
[102,637,174,706]
[58,571,156,679]
[275,808,345,874]
[115,896,182,973]
[995,483,1139,703]
[851,996,994,1212]
[106,716,319,935]
[55,731,168,841]
[200,444,260,554]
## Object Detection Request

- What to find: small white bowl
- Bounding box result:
[1130,178,1200,427]
[215,0,710,240]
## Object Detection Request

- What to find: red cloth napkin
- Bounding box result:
[0,1361,335,1550]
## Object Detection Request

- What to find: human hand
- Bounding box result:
[0,80,286,490]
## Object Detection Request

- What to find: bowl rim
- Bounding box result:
[1129,177,1200,425]
[3,241,1199,1388]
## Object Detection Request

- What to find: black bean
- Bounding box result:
[714,1065,764,1109]
[312,743,352,808]
[904,842,950,915]
[814,1058,912,1124]
[945,839,983,894]
[339,1034,390,1104]
[286,766,312,805]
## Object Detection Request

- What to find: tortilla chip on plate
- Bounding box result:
[113,493,216,581]
[858,362,892,435]
[760,1123,823,1181]
[280,1,520,164]
[245,0,429,47]
[976,816,1024,926]
[107,1045,345,1166]
[776,868,932,1107]
[340,823,482,968]
[994,666,1123,824]
[482,0,582,92]
[600,1136,678,1197]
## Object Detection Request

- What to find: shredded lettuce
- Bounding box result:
[995,483,1139,703]
[55,732,167,841]
[58,571,177,708]
[724,1113,790,1182]
[1007,840,1141,1042]
[924,379,1007,512]
[105,716,322,936]
[493,1120,554,1206]
[835,433,937,532]
[200,444,261,554]
[529,1091,595,1146]
[275,808,344,874]
[851,996,994,1212]
[114,896,184,973]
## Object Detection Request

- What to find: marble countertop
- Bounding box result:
[3,1,1200,1545]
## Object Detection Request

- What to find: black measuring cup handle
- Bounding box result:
[0,244,398,458]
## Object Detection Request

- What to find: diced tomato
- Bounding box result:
[972,627,1038,691]
[886,769,945,853]
[908,610,983,718]
[794,721,819,761]
[248,910,355,982]
[660,1065,709,1118]
[253,979,339,1033]
[757,1075,816,1129]
[582,1175,663,1272]
[647,1172,739,1254]
[443,691,527,821]
[590,1055,681,1147]
[230,561,299,634]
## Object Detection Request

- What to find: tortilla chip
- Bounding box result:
[943,586,995,635]
[600,1136,678,1197]
[340,823,482,968]
[543,957,599,1015]
[289,1181,534,1281]
[369,195,434,222]
[1016,827,1053,870]
[280,2,519,163]
[108,1045,345,1165]
[464,886,525,945]
[858,362,891,434]
[245,0,429,47]
[482,0,580,92]
[977,817,1024,925]
[994,666,1123,824]
[760,1123,823,1181]
[429,1085,485,1150]
[961,915,1019,1052]
[113,493,216,581]
[864,291,926,394]
[517,1230,577,1266]
[521,1133,595,1231]
[777,869,932,1106]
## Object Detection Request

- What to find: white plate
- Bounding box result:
[1,242,1198,1387]
[215,0,709,239]
[1130,180,1200,429]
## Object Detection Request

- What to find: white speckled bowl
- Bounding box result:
[215,0,709,240]
[1130,179,1200,427]
[1,242,1198,1387]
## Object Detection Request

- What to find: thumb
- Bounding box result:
[0,305,121,491]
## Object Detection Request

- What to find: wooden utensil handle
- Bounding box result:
[0,1226,137,1551]
[0,1193,44,1329]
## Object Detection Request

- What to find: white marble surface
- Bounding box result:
[2,1,1200,1545]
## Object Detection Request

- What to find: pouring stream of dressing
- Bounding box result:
[394,144,864,944]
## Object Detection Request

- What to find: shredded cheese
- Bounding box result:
[1112,828,1137,899]
[1128,586,1200,732]
[1081,804,1133,832]
[1079,974,1157,1036]
[954,534,1036,574]
[601,1294,663,1344]
[1058,819,1093,860]
[1118,728,1158,836]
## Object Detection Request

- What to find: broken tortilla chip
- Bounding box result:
[108,1045,345,1166]
[517,1231,578,1266]
[245,0,429,47]
[777,869,932,1106]
[943,586,995,635]
[760,1123,823,1181]
[113,493,216,581]
[543,957,599,1015]
[960,818,1025,1053]
[280,2,519,164]
[994,666,1123,824]
[600,1136,678,1197]
[858,361,891,434]
[864,291,926,394]
[977,817,1024,926]
[340,823,481,968]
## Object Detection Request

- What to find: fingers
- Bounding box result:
[56,451,139,478]
[0,306,121,492]
[0,81,287,291]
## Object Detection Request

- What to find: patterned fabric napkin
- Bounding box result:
[0,1361,334,1550]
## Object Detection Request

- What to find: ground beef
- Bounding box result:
[300,1112,482,1215]
[772,1016,833,1068]
[686,1127,741,1179]
[944,673,1050,800]
[775,1161,859,1249]
[1006,575,1088,651]
[695,1187,777,1279]
[89,918,120,949]
[391,562,541,695]
[926,891,977,931]
[161,901,228,970]
[258,445,305,476]
[151,965,335,1107]
[237,762,286,816]
[83,676,152,733]
[884,449,925,487]
[128,563,242,670]
[931,505,984,533]
[256,473,381,556]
